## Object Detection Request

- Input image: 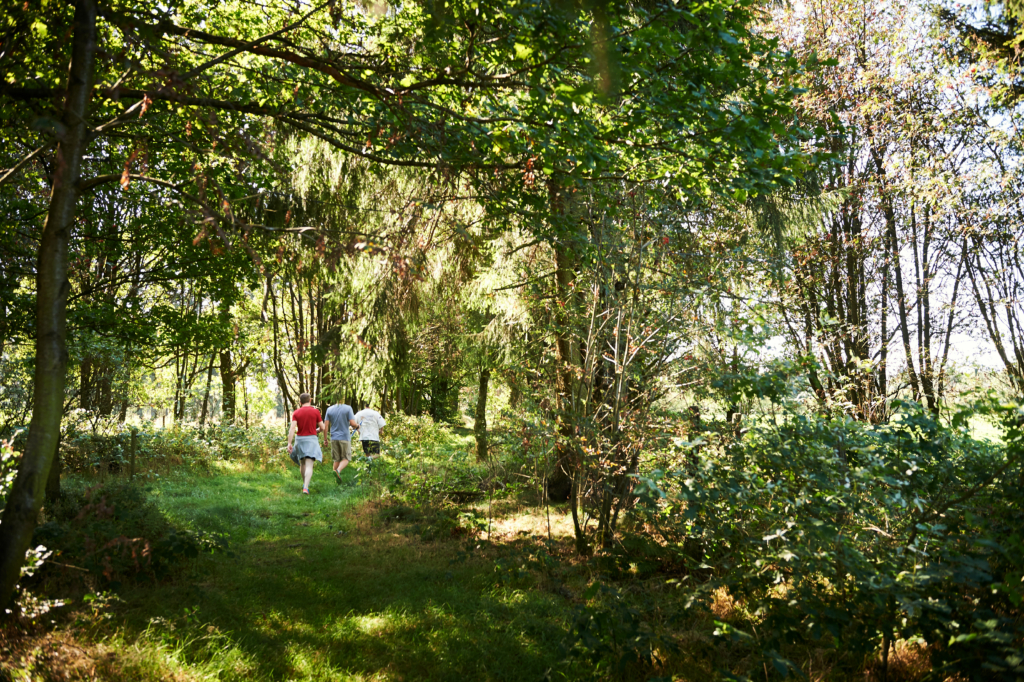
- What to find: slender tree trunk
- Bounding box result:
[0,0,97,611]
[475,365,490,461]
[547,180,578,503]
[96,364,113,416]
[199,354,215,427]
[873,147,922,402]
[80,357,93,410]
[965,241,1024,393]
[269,277,295,413]
[878,228,890,418]
[937,242,967,403]
[220,350,236,425]
[920,206,937,413]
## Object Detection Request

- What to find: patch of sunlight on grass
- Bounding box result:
[212,460,248,473]
[351,614,398,635]
[491,588,530,606]
[89,626,262,682]
[969,415,1003,444]
[475,505,577,540]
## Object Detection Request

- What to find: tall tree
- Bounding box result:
[0,0,97,610]
[0,0,823,600]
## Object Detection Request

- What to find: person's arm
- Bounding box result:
[317,418,326,437]
[287,419,297,454]
[323,418,331,445]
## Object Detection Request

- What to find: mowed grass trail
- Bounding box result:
[98,465,570,682]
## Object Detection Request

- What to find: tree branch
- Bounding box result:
[0,143,53,187]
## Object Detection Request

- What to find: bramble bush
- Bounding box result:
[630,398,1024,680]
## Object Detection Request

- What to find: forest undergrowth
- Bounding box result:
[2,403,1023,681]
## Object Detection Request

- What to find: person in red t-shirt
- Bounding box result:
[287,393,325,494]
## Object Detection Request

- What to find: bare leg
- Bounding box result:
[301,458,314,490]
[336,459,349,473]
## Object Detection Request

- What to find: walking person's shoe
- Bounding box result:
[334,469,343,485]
[302,487,309,495]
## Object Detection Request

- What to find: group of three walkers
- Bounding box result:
[286,393,386,494]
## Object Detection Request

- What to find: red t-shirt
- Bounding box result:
[292,405,322,436]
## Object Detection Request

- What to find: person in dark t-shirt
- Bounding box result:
[287,393,324,494]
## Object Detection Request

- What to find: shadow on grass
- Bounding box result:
[110,469,570,681]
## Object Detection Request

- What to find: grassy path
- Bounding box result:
[99,466,570,681]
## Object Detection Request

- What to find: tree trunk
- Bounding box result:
[872,147,922,402]
[80,356,93,410]
[547,180,578,503]
[0,0,96,611]
[44,438,61,505]
[220,350,236,425]
[199,354,215,428]
[428,375,455,423]
[475,366,490,461]
[878,227,890,418]
[937,242,967,403]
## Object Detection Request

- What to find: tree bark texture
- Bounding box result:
[0,0,97,611]
[44,439,61,504]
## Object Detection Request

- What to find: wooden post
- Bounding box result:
[130,428,137,480]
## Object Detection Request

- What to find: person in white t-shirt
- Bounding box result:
[353,406,386,456]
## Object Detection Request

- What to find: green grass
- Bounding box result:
[20,409,977,681]
[76,463,571,681]
[967,414,1004,443]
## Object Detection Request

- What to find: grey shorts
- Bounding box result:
[330,440,352,462]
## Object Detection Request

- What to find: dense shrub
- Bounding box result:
[60,419,284,475]
[631,399,1024,680]
[364,411,546,508]
[386,413,467,459]
[31,481,228,589]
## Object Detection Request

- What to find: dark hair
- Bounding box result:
[299,393,311,405]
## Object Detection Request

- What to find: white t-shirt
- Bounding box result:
[353,409,386,441]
